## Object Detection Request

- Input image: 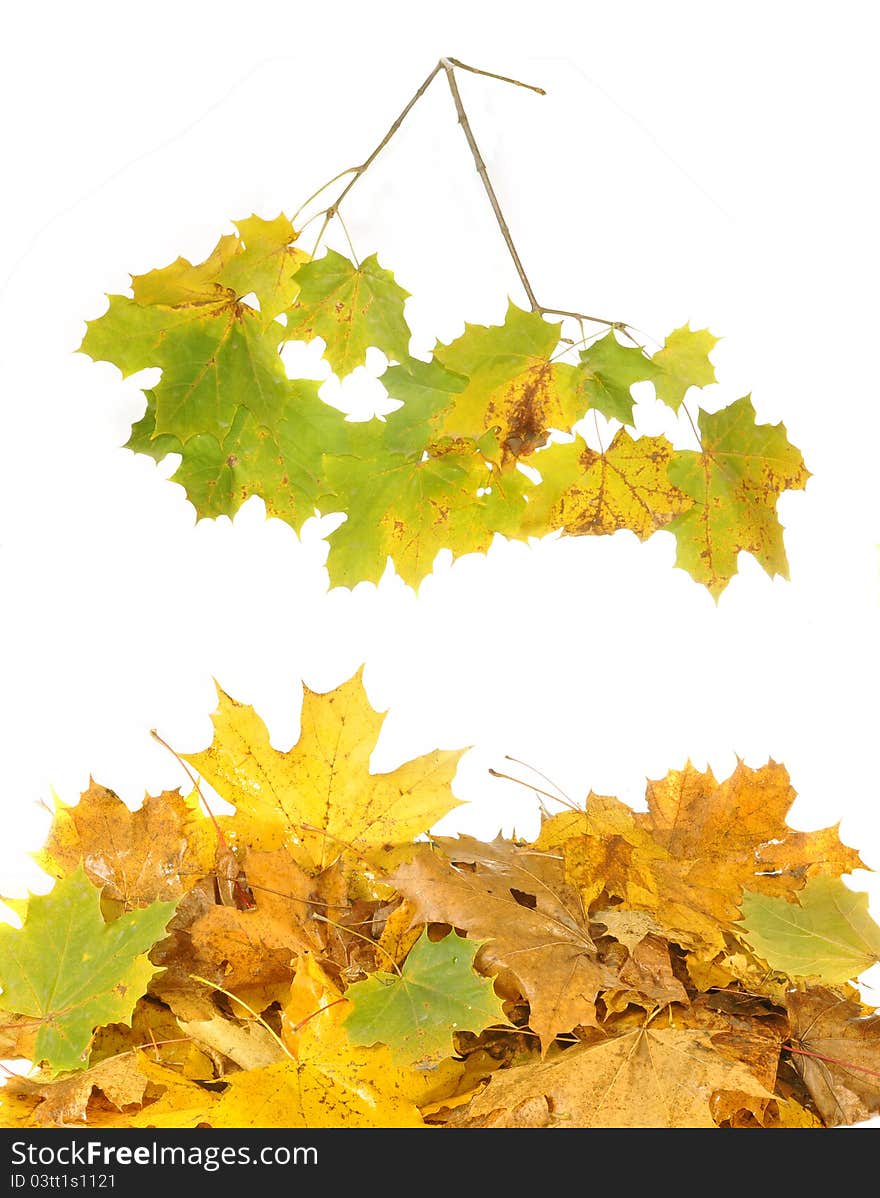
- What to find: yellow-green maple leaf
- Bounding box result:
[666,396,809,596]
[524,429,690,539]
[80,215,345,530]
[651,323,719,412]
[432,303,587,460]
[283,249,411,376]
[740,877,880,984]
[0,869,176,1074]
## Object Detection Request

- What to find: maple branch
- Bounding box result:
[296,57,630,333]
[309,61,443,253]
[439,58,540,312]
[440,61,629,330]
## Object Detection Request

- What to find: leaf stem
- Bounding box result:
[681,401,703,450]
[149,728,255,910]
[310,911,404,976]
[188,974,294,1061]
[785,1041,880,1080]
[439,58,540,312]
[333,209,360,267]
[290,998,348,1034]
[488,766,582,814]
[503,754,574,805]
[291,167,359,226]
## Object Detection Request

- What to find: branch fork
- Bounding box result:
[295,56,628,339]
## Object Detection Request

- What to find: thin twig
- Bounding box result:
[488,767,582,813]
[539,306,627,329]
[150,728,255,910]
[440,58,540,311]
[309,62,443,254]
[295,57,631,333]
[444,57,546,95]
[785,1041,880,1080]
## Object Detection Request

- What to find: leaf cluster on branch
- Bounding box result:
[2,672,878,1129]
[80,219,807,598]
[78,56,808,598]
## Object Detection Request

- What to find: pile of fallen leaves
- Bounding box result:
[2,670,879,1129]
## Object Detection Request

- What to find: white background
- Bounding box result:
[1,0,879,1032]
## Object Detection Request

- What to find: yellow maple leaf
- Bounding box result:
[185,668,464,873]
[524,430,690,539]
[536,762,862,957]
[145,953,464,1129]
[461,1021,773,1128]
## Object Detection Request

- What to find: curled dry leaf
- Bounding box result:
[787,989,880,1126]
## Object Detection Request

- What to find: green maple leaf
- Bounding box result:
[525,429,690,539]
[577,332,661,424]
[82,219,349,530]
[432,303,587,459]
[0,866,177,1073]
[740,877,880,984]
[381,357,469,451]
[666,395,808,596]
[81,282,289,444]
[125,389,181,461]
[321,414,530,588]
[125,382,345,526]
[344,931,506,1063]
[283,250,411,376]
[651,324,719,412]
